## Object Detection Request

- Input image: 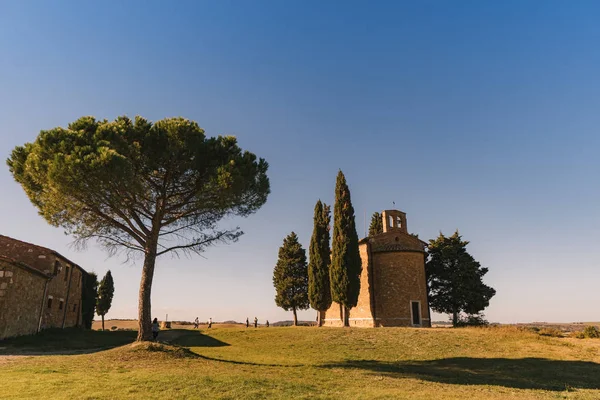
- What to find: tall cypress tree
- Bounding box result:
[81,272,98,329]
[273,232,309,326]
[330,170,362,327]
[96,270,115,331]
[368,212,383,236]
[308,200,332,326]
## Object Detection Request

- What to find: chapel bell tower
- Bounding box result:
[382,210,407,234]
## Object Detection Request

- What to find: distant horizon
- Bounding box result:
[94,316,600,326]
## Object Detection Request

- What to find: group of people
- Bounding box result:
[149,317,211,342]
[193,317,212,329]
[246,317,269,328]
[149,315,270,343]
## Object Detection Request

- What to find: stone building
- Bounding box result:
[323,210,431,327]
[0,235,88,339]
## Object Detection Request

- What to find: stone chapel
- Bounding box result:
[322,210,431,327]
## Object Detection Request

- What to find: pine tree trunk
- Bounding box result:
[137,236,158,342]
[101,314,105,331]
[452,310,458,327]
[292,308,298,326]
[317,311,323,327]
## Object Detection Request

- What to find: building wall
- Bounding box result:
[321,220,431,328]
[0,236,85,330]
[322,243,374,327]
[372,251,431,327]
[63,267,83,327]
[0,259,47,340]
[40,256,83,329]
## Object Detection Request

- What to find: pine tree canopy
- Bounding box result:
[426,231,496,325]
[7,115,270,341]
[273,232,309,312]
[308,200,332,312]
[330,170,362,309]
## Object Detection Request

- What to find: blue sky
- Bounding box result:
[1,1,599,324]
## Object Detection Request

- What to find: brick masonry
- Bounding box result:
[0,257,47,339]
[323,210,431,328]
[0,235,87,339]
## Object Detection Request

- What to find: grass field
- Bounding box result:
[1,324,600,399]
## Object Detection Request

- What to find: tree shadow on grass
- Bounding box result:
[168,330,305,367]
[0,329,231,357]
[192,353,306,368]
[320,357,600,391]
[0,328,137,356]
[163,329,230,348]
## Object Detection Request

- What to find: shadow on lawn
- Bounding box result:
[0,328,137,356]
[168,330,304,367]
[0,329,231,356]
[164,329,230,348]
[321,357,600,391]
[192,353,306,368]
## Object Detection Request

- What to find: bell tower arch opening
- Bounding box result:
[382,210,407,234]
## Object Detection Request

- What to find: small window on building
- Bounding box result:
[411,301,421,326]
[59,299,64,310]
[72,303,77,312]
[47,297,53,308]
[397,216,402,229]
[53,261,60,275]
[388,215,394,229]
[64,265,70,281]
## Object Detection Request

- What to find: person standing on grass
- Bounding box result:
[152,318,160,341]
[254,317,258,328]
[246,317,249,328]
[194,317,199,329]
[208,318,212,328]
[266,320,269,328]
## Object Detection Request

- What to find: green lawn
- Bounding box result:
[1,326,599,399]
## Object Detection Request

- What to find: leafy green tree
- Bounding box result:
[96,270,115,331]
[368,212,383,236]
[7,116,270,341]
[81,272,98,329]
[426,231,496,327]
[330,170,362,326]
[308,200,332,326]
[273,232,309,326]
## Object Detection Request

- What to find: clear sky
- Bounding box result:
[1,1,599,324]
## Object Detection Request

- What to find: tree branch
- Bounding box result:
[156,230,241,257]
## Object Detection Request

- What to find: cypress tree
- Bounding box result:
[81,272,98,329]
[308,200,332,326]
[368,212,383,236]
[96,270,115,331]
[330,170,362,327]
[273,232,309,326]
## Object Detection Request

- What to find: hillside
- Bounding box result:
[1,326,600,399]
